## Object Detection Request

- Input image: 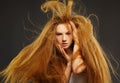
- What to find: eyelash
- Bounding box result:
[66,32,71,35]
[56,33,71,35]
[56,33,62,35]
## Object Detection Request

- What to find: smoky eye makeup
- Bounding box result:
[56,32,62,35]
[66,32,71,35]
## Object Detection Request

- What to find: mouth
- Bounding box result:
[62,43,68,47]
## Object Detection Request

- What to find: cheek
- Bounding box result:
[68,36,73,42]
[56,36,62,43]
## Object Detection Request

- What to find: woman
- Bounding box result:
[55,21,87,83]
[0,0,112,83]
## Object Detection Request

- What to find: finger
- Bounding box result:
[72,56,86,74]
[56,44,64,54]
[56,44,60,51]
[69,21,77,33]
[73,63,86,74]
[56,44,63,54]
[56,44,70,62]
[61,48,71,62]
[70,21,77,38]
[72,56,83,66]
[69,21,79,44]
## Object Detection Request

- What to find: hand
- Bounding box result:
[72,55,86,74]
[56,44,72,81]
[56,44,71,62]
[69,21,79,54]
[69,21,86,74]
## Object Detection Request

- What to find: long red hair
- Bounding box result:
[0,0,113,83]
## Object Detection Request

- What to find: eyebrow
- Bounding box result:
[55,31,72,35]
[56,31,71,33]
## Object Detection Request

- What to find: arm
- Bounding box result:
[65,61,72,82]
[56,44,72,82]
[72,52,86,74]
[70,21,86,74]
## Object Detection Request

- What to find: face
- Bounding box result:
[55,23,73,49]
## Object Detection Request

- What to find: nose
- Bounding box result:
[62,35,67,42]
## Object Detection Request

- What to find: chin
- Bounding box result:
[63,47,68,49]
[62,46,70,49]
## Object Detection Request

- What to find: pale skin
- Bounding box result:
[55,21,86,82]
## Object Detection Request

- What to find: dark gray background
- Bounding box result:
[0,0,120,82]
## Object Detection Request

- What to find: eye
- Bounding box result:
[56,33,62,35]
[66,32,71,35]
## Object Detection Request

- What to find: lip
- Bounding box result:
[62,43,68,44]
[62,43,68,46]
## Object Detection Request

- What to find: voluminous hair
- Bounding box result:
[0,0,113,83]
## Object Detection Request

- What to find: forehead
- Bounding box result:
[56,23,72,32]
